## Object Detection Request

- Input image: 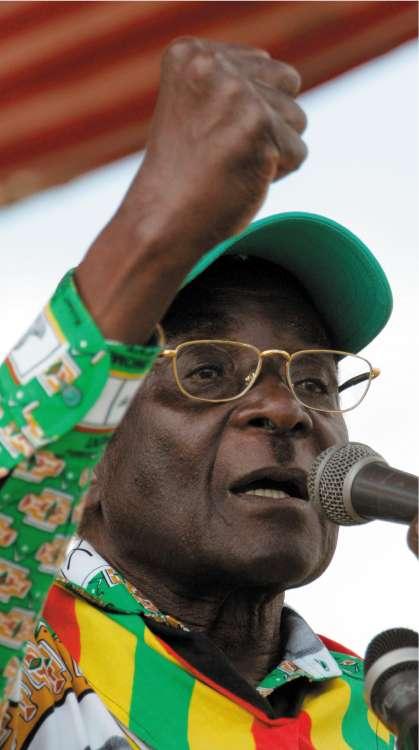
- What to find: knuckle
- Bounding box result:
[186,49,217,82]
[163,36,203,67]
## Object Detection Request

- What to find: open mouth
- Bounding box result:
[229,469,308,502]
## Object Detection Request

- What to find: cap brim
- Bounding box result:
[182,212,392,353]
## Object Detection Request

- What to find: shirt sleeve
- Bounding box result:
[0,270,160,708]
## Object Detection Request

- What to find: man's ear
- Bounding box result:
[77,472,101,536]
[77,443,111,535]
[77,423,123,528]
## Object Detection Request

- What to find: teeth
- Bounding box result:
[243,488,290,499]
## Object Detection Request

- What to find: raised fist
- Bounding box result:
[77,38,308,343]
[124,37,308,251]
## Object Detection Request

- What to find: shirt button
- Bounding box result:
[62,385,82,407]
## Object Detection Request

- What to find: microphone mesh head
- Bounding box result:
[364,628,418,707]
[365,628,418,675]
[307,442,380,525]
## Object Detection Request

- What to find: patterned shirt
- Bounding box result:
[0,272,394,749]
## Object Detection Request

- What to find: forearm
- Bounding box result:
[75,206,205,345]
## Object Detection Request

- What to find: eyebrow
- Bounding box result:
[164,312,235,345]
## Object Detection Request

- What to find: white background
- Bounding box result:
[0,40,417,654]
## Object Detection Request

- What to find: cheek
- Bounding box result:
[100,402,201,560]
[315,412,348,452]
[124,388,222,498]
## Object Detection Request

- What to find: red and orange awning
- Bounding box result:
[0,1,417,205]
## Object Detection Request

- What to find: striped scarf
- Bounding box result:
[42,541,394,750]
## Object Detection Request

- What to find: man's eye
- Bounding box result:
[294,378,329,394]
[187,365,224,381]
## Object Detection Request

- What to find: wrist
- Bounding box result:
[75,209,204,344]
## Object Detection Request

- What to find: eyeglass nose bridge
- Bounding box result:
[250,349,293,390]
[260,349,292,362]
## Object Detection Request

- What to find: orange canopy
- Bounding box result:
[0,1,416,204]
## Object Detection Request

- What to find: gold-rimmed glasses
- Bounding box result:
[160,340,380,414]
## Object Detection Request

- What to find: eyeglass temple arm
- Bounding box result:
[338,367,380,394]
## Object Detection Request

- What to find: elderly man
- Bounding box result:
[0,38,409,749]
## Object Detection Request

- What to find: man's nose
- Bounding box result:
[231,372,313,437]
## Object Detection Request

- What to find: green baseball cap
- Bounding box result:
[182,212,392,353]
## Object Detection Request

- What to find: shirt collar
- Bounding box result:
[59,537,342,692]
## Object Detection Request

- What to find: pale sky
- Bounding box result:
[0,40,417,654]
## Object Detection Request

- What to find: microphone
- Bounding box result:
[307,442,418,526]
[364,628,418,750]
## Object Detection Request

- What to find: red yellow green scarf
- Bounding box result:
[42,541,394,750]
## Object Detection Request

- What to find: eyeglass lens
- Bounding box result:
[175,342,258,400]
[175,342,372,410]
[289,351,371,411]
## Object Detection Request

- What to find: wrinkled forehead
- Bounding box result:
[162,256,332,347]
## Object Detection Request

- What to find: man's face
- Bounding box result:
[98,264,348,594]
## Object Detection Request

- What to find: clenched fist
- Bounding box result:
[77,38,308,343]
[126,37,307,249]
